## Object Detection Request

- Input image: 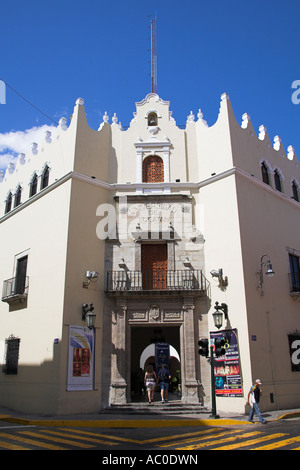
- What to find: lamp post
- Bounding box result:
[210,302,228,418]
[212,302,228,329]
[258,254,275,295]
[82,303,96,329]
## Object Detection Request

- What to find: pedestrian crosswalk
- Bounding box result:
[0,426,299,450]
[155,428,300,450]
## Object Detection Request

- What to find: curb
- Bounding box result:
[0,416,253,428]
[276,411,300,420]
[1,411,299,428]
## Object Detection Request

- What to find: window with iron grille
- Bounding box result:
[3,336,20,375]
[289,254,300,292]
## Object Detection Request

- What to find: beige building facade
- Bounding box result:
[0,92,299,415]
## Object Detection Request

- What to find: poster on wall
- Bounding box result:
[210,329,243,397]
[67,325,94,391]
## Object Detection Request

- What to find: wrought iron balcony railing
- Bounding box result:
[2,276,29,303]
[105,270,209,294]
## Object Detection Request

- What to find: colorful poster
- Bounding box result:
[210,329,243,397]
[67,326,94,391]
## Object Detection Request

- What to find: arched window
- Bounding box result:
[274,170,282,192]
[14,185,22,208]
[292,181,299,201]
[29,173,38,197]
[41,165,49,190]
[261,162,270,185]
[142,155,164,183]
[148,112,157,126]
[5,191,12,214]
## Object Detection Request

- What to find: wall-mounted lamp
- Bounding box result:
[210,268,228,287]
[86,271,99,280]
[82,303,96,329]
[258,254,275,295]
[183,257,191,267]
[118,258,127,269]
[83,271,99,288]
[212,301,228,330]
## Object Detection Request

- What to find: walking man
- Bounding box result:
[158,364,171,403]
[247,379,266,424]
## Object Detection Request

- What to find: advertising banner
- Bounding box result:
[67,325,94,391]
[210,329,243,397]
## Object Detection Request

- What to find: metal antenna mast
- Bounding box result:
[150,15,157,93]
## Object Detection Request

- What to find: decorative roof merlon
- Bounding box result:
[273,135,282,151]
[241,113,251,129]
[287,145,295,161]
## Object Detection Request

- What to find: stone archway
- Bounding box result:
[139,343,180,369]
[130,325,181,397]
[108,296,209,406]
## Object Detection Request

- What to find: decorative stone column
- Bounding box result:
[181,297,200,403]
[110,300,127,404]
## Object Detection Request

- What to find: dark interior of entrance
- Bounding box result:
[130,325,181,398]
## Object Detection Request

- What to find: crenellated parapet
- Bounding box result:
[1,92,299,218]
[0,110,71,215]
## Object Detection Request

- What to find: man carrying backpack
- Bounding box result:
[158,364,171,403]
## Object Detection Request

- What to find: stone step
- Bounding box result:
[102,401,210,415]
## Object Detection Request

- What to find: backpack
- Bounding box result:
[159,370,169,382]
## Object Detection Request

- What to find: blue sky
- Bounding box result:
[0,0,299,170]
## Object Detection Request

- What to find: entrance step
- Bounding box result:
[102,400,210,415]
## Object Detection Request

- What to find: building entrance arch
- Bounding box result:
[130,325,180,397]
[139,343,180,369]
[107,297,208,407]
[139,343,181,396]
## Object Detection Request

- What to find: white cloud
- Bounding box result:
[0,124,57,171]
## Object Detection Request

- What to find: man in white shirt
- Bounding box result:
[246,379,266,424]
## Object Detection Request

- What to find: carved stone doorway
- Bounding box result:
[130,325,180,401]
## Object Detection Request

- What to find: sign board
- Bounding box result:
[210,329,243,397]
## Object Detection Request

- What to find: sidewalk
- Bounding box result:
[0,405,299,428]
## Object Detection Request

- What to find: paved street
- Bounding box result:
[0,416,299,452]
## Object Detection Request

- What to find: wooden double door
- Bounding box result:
[141,244,167,290]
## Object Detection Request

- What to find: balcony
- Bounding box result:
[2,276,29,304]
[105,270,209,296]
[289,272,300,299]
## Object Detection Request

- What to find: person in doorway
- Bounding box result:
[136,367,145,395]
[246,379,266,424]
[158,364,171,403]
[144,365,158,404]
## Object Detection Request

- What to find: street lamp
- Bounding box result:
[210,302,228,419]
[258,254,275,295]
[82,303,96,329]
[212,302,228,329]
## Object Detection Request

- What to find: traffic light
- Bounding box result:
[198,339,209,357]
[214,337,225,357]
